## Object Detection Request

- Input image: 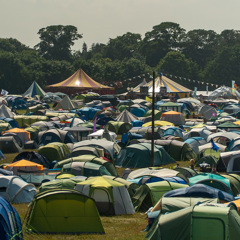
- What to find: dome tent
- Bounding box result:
[75,176,135,216]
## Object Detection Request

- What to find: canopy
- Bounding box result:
[136,76,191,99]
[46,68,114,95]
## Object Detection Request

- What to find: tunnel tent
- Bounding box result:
[146,205,240,240]
[26,189,105,234]
[75,176,135,216]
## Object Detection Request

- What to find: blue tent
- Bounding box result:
[0,117,19,128]
[0,197,23,239]
[131,108,146,117]
[164,183,234,202]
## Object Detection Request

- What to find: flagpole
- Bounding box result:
[151,72,156,167]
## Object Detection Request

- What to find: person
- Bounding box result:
[175,163,180,169]
[211,164,217,174]
[189,159,195,170]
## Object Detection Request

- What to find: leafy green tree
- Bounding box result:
[35,25,82,61]
[181,29,219,69]
[219,30,240,47]
[157,51,200,89]
[140,22,186,66]
[203,46,240,86]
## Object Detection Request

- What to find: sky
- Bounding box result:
[1,0,240,51]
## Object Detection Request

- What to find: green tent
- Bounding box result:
[26,189,104,234]
[195,155,219,167]
[144,110,162,120]
[14,115,48,128]
[146,205,240,240]
[158,197,219,214]
[24,125,40,141]
[222,174,240,196]
[54,154,117,176]
[132,181,187,211]
[107,121,132,134]
[39,178,85,193]
[38,142,71,162]
[217,121,240,129]
[116,143,176,168]
[175,167,199,180]
[158,102,182,112]
[118,105,129,112]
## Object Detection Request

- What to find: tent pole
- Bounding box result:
[151,71,156,167]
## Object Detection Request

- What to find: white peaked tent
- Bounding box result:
[22,81,47,98]
[115,109,138,123]
[54,95,76,110]
[0,104,15,118]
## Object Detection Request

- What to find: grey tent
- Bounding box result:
[54,95,76,110]
[0,105,15,118]
[0,136,22,153]
[115,109,138,123]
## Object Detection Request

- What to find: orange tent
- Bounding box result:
[46,68,114,95]
[4,160,43,174]
[161,111,185,126]
[3,128,31,142]
[225,199,240,215]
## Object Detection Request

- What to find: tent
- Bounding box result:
[38,142,71,162]
[132,181,187,211]
[222,174,240,196]
[107,121,132,134]
[26,189,105,234]
[0,105,15,118]
[164,183,234,202]
[115,109,138,122]
[217,150,240,173]
[146,205,240,240]
[73,139,120,160]
[14,115,48,128]
[38,129,76,145]
[138,75,191,99]
[4,160,43,175]
[3,128,30,143]
[136,139,197,161]
[23,81,47,98]
[75,176,135,215]
[0,136,22,153]
[0,176,37,203]
[0,197,23,240]
[116,143,176,168]
[160,111,185,125]
[54,95,76,110]
[142,120,174,127]
[188,173,232,194]
[184,137,207,154]
[158,102,182,112]
[46,68,114,95]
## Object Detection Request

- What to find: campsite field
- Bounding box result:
[4,152,190,239]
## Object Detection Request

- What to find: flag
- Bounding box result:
[210,138,219,152]
[146,96,152,103]
[93,117,98,132]
[1,89,8,96]
[234,83,238,88]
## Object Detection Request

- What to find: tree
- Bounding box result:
[203,46,240,86]
[157,51,200,89]
[140,22,186,66]
[35,25,82,61]
[181,29,219,69]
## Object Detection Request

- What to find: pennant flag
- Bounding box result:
[93,117,98,132]
[1,89,8,96]
[146,96,152,103]
[234,83,238,88]
[210,138,219,152]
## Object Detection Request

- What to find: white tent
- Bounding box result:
[0,104,15,118]
[54,95,76,110]
[0,176,36,203]
[88,129,117,140]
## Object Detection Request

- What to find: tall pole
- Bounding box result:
[151,71,156,167]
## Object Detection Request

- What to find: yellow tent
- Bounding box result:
[142,120,174,127]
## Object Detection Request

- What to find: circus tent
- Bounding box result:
[134,75,191,99]
[46,68,114,95]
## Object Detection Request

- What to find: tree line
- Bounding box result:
[1,22,240,94]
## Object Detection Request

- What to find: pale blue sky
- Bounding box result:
[1,0,240,50]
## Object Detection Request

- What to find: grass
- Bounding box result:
[3,152,191,239]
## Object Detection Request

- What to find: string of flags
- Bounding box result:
[121,72,220,88]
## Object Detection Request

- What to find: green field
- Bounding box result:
[4,152,190,240]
